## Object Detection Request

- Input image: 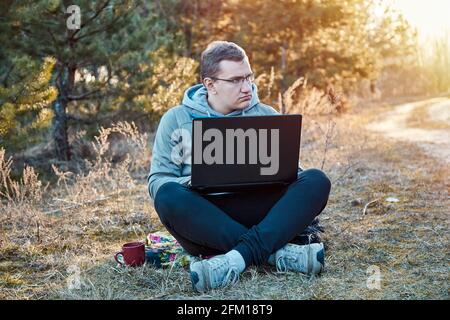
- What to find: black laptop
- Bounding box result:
[190,114,302,193]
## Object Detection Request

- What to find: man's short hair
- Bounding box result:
[200,41,248,81]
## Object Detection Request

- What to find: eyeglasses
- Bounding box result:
[209,73,255,86]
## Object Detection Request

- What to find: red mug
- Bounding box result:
[114,242,145,267]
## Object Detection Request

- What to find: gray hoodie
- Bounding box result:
[147,83,279,201]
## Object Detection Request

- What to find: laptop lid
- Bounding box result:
[191,114,302,192]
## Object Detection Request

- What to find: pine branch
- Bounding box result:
[73,13,126,41]
[45,28,63,61]
[74,2,138,42]
[70,0,111,39]
[67,89,101,101]
[1,64,14,86]
[66,109,125,125]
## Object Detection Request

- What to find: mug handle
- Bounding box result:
[114,252,125,266]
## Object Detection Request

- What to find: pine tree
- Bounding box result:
[1,0,176,160]
[0,57,57,150]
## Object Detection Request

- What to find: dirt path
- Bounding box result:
[367,97,450,164]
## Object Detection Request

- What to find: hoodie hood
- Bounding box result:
[181,83,261,117]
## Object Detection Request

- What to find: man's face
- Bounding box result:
[206,59,253,113]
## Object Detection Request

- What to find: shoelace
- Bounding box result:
[275,244,313,273]
[275,254,298,273]
[207,257,240,288]
[221,267,239,288]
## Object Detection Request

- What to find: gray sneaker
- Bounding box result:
[189,254,240,293]
[269,242,325,275]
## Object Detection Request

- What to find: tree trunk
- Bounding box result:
[52,96,71,161]
[52,65,76,161]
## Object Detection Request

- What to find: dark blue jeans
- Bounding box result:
[153,168,331,267]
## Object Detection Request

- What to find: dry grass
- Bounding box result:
[1,102,449,300]
[279,77,350,116]
[255,72,351,115]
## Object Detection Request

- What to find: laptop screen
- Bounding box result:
[191,115,302,190]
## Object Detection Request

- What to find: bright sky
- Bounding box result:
[392,0,450,42]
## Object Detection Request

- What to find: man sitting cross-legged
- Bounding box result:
[147,41,331,292]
